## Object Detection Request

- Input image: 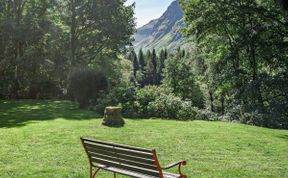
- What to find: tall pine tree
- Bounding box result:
[145,49,158,85]
[132,51,139,78]
[138,48,145,71]
[156,49,167,84]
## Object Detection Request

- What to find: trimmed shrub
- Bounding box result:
[69,68,108,109]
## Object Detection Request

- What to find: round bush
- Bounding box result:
[69,68,108,109]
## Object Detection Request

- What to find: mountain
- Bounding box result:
[133,0,187,52]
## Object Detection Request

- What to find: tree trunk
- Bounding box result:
[70,0,77,66]
[209,89,214,112]
[251,42,257,81]
[13,0,25,98]
[221,94,225,115]
[250,39,265,113]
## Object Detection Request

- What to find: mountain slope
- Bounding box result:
[133,19,158,44]
[133,1,186,52]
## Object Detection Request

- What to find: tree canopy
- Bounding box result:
[0,0,135,99]
[180,0,288,128]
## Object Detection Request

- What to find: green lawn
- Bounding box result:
[0,100,287,178]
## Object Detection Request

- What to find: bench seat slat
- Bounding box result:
[163,172,180,178]
[88,151,157,170]
[86,147,155,165]
[91,157,161,177]
[83,140,153,155]
[84,142,154,159]
[82,137,152,153]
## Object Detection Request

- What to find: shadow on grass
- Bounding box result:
[277,134,288,140]
[102,124,125,128]
[0,100,99,128]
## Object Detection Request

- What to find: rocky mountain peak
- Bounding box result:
[133,0,186,52]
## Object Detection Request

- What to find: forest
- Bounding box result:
[0,0,287,129]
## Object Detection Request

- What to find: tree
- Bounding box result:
[180,0,288,128]
[164,48,168,59]
[156,49,167,84]
[0,0,58,98]
[278,0,288,22]
[163,51,204,108]
[138,48,145,71]
[145,49,158,85]
[0,0,136,100]
[131,50,139,78]
[66,0,135,65]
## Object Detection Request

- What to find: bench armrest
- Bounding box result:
[162,160,186,169]
[162,160,187,177]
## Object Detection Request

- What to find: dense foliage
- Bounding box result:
[0,0,135,100]
[180,0,288,128]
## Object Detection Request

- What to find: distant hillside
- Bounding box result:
[133,0,187,52]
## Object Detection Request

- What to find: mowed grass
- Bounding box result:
[0,100,287,178]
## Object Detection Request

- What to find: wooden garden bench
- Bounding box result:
[81,137,187,178]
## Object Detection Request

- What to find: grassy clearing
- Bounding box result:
[0,100,287,178]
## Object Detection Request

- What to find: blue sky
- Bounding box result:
[125,0,175,28]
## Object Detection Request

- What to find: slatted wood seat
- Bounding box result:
[81,137,187,178]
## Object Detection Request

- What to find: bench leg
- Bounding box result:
[90,166,101,178]
[114,173,116,178]
[90,165,92,178]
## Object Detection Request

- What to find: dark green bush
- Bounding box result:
[69,68,108,109]
[220,104,288,129]
[177,102,199,120]
[29,77,59,99]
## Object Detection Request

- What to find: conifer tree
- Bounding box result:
[164,48,168,59]
[145,49,158,85]
[151,49,157,72]
[145,49,152,65]
[156,49,166,84]
[138,48,145,71]
[132,51,139,78]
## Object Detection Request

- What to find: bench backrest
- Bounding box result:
[81,137,163,177]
